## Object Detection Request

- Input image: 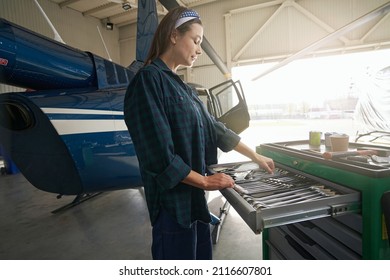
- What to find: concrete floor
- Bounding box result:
[0,172,262,260]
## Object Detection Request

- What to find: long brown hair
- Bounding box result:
[145,6,202,65]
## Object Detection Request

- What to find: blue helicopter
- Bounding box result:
[0,0,250,207]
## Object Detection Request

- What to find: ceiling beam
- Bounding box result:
[83,3,118,16]
[233,1,287,61]
[187,0,217,8]
[291,1,350,44]
[361,12,390,42]
[58,0,82,9]
[228,0,285,15]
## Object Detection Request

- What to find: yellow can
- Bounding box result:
[309,131,322,147]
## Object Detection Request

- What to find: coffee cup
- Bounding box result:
[324,132,336,149]
[330,134,349,152]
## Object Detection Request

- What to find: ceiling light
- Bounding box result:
[106,22,114,30]
[122,2,131,10]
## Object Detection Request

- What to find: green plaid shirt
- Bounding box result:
[124,58,240,228]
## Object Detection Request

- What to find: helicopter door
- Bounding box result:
[209,79,250,134]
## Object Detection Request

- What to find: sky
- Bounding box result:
[232,48,390,107]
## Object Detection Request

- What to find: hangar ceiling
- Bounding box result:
[48,0,217,27]
[48,0,390,69]
[224,0,390,79]
[225,0,390,68]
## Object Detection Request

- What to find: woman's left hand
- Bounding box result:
[254,154,275,174]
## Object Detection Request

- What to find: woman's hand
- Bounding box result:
[233,141,275,174]
[253,153,275,174]
[202,173,235,191]
[182,170,235,191]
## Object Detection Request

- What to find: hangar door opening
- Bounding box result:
[221,49,390,163]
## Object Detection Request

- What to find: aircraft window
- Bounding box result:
[0,102,34,131]
[116,64,127,84]
[214,84,239,116]
[104,60,117,85]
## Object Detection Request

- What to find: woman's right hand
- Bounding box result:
[202,173,235,191]
[182,170,235,191]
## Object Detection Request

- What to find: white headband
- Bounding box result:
[174,10,200,29]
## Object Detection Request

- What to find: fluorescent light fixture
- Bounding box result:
[106,22,114,30]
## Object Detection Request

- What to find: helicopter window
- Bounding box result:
[104,60,117,85]
[116,64,127,84]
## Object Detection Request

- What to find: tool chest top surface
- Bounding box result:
[258,140,390,178]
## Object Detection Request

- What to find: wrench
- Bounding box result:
[253,189,336,209]
[243,185,326,202]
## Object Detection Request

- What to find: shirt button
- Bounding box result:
[180,96,184,100]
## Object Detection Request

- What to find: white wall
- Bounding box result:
[119,24,137,67]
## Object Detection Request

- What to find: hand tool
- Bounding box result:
[244,185,332,205]
[323,147,390,160]
[371,155,390,165]
[323,149,376,159]
[233,184,248,194]
[243,186,316,203]
[254,193,324,209]
[253,189,337,209]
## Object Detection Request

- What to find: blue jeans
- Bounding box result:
[151,209,212,260]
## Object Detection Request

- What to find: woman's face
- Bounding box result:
[173,23,203,67]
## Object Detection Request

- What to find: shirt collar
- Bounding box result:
[151,58,190,91]
[152,58,172,73]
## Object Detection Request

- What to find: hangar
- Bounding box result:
[1,0,390,264]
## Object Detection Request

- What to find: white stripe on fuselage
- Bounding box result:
[41,108,123,115]
[41,108,127,135]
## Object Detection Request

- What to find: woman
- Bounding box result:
[124,6,274,260]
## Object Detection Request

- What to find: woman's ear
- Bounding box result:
[170,30,177,45]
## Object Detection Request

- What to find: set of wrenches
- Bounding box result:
[228,168,338,209]
[242,185,337,209]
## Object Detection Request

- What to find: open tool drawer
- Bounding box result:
[209,161,361,234]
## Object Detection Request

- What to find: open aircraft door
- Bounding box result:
[209,79,250,134]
